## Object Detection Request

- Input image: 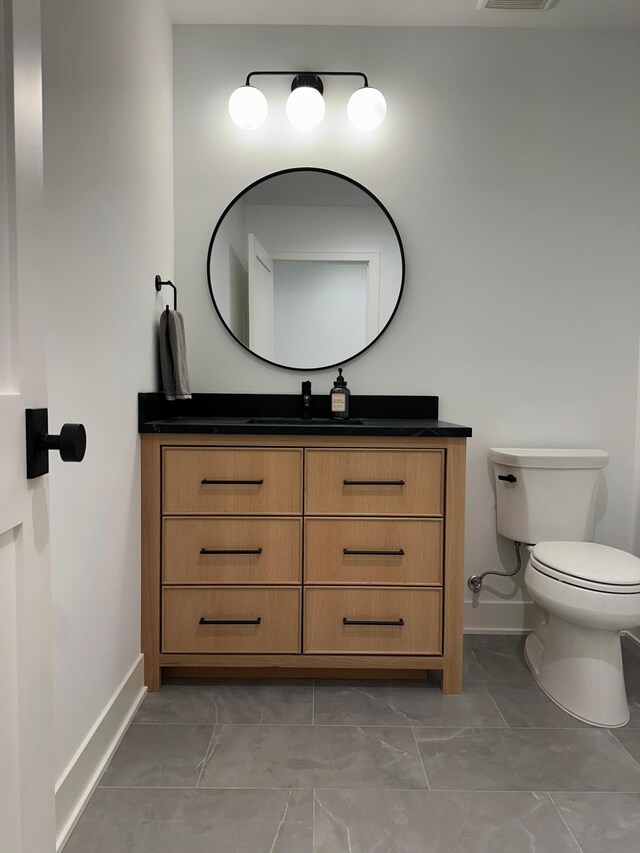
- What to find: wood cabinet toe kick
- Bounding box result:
[141,434,466,693]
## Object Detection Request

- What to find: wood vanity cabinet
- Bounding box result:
[141,434,466,693]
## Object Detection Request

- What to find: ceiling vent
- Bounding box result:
[477,0,557,9]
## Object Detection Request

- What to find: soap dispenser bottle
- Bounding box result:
[330,368,350,420]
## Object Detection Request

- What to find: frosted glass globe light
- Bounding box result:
[286,86,326,129]
[347,87,387,130]
[228,85,268,129]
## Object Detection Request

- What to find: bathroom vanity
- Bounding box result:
[142,168,472,692]
[139,393,471,693]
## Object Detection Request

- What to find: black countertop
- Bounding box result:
[138,394,472,438]
[140,416,471,438]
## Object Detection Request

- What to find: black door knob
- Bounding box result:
[41,423,87,463]
[25,409,87,479]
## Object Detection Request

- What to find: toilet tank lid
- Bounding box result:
[488,448,609,469]
[532,541,640,586]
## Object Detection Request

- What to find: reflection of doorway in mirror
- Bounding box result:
[247,233,275,358]
[228,245,249,346]
[270,254,380,366]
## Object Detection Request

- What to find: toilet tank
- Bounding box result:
[488,448,609,544]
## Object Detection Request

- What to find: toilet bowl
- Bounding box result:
[524,541,640,727]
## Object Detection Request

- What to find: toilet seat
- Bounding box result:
[531,541,640,594]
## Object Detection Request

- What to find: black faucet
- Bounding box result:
[301,381,312,419]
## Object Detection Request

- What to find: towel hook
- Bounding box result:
[155,275,177,310]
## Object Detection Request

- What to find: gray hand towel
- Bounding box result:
[159,308,192,400]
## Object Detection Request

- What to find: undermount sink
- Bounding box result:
[247,417,364,425]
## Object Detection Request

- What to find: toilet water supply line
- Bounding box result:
[467,540,522,594]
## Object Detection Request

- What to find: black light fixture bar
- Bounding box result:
[245,70,370,88]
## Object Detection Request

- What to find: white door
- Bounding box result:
[0,1,56,850]
[248,233,274,359]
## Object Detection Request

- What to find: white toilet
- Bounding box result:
[489,447,640,728]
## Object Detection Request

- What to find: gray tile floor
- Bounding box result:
[65,635,640,852]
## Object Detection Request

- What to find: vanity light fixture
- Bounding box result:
[228,71,386,131]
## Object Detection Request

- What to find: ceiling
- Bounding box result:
[165,0,640,28]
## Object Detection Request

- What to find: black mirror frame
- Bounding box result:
[206,166,405,372]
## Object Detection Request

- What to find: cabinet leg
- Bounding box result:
[441,662,463,695]
[144,660,161,692]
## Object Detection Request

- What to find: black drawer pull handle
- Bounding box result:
[343,549,405,556]
[343,480,405,486]
[498,474,517,483]
[200,548,263,555]
[342,618,405,627]
[201,479,264,485]
[199,617,262,625]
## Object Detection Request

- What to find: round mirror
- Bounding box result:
[207,168,404,371]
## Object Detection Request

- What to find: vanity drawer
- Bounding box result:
[304,449,443,516]
[163,517,302,585]
[162,448,302,515]
[304,587,442,655]
[304,518,442,586]
[162,586,300,653]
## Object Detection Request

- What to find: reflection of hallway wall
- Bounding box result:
[245,203,400,323]
[273,260,367,365]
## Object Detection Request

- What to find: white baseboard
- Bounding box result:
[55,654,146,851]
[464,600,536,634]
[463,609,640,642]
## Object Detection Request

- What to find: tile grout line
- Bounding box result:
[312,680,315,725]
[95,785,640,793]
[480,682,510,729]
[500,726,605,731]
[312,787,316,853]
[546,792,587,853]
[411,727,431,791]
[608,729,640,771]
[126,721,605,730]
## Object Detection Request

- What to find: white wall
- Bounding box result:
[174,24,640,631]
[42,0,173,786]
